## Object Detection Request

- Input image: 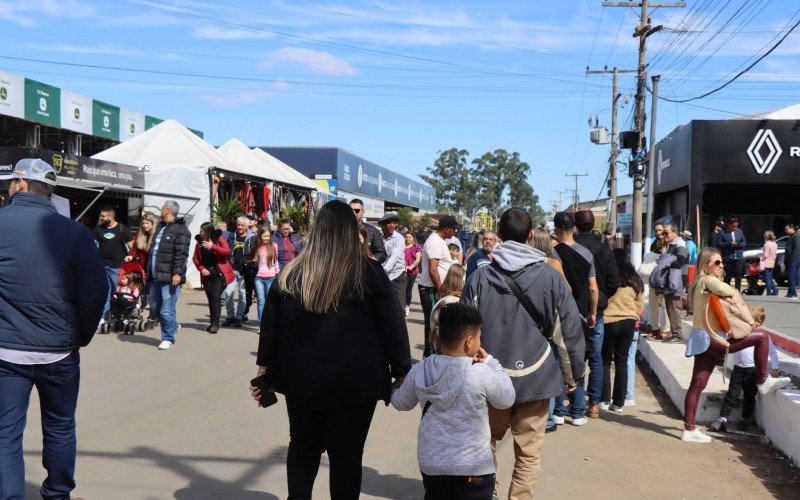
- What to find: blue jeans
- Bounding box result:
[150,280,182,343]
[0,352,80,500]
[587,315,605,404]
[101,266,120,320]
[547,398,556,429]
[253,276,275,324]
[224,271,247,320]
[762,268,778,296]
[626,329,639,400]
[787,258,799,296]
[554,380,586,419]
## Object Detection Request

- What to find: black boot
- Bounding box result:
[209,322,219,334]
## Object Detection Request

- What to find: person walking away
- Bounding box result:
[659,223,690,342]
[428,264,465,354]
[93,205,134,326]
[223,217,255,328]
[275,218,303,268]
[601,249,644,412]
[681,248,790,443]
[251,200,411,499]
[250,226,279,324]
[707,220,724,249]
[391,303,515,500]
[552,212,596,424]
[0,158,107,499]
[709,306,780,433]
[716,214,746,292]
[463,208,586,499]
[379,213,408,313]
[761,231,779,296]
[574,210,620,419]
[127,211,159,326]
[148,200,191,350]
[193,222,235,334]
[784,224,800,298]
[641,240,671,338]
[466,231,497,280]
[350,198,387,263]
[418,216,458,357]
[404,233,422,317]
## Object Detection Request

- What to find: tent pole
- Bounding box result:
[208,167,215,221]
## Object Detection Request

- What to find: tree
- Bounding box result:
[397,207,414,228]
[421,148,474,214]
[471,149,545,223]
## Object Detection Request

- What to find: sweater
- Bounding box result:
[604,287,644,324]
[391,355,515,476]
[762,241,777,269]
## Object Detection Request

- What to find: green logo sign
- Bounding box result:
[130,123,135,134]
[0,87,6,101]
[74,107,80,120]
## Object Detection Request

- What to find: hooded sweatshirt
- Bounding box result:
[391,354,514,476]
[462,241,586,402]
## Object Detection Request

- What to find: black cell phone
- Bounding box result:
[250,374,278,408]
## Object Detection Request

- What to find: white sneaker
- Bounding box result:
[624,398,636,407]
[552,415,565,425]
[404,306,410,317]
[158,341,173,350]
[598,402,610,411]
[757,376,790,395]
[610,405,624,413]
[571,417,588,426]
[681,429,712,443]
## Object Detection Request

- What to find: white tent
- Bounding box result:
[217,138,307,189]
[93,119,239,287]
[250,147,320,190]
[734,103,800,120]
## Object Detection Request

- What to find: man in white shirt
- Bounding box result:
[418,215,459,357]
[379,213,407,313]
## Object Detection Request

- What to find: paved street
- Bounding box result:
[20,291,799,499]
[745,294,800,341]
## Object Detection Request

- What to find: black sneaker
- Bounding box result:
[545,425,558,434]
[233,319,243,328]
[222,318,236,327]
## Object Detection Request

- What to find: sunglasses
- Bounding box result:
[712,260,723,266]
[352,208,362,214]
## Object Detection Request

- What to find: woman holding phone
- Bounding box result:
[251,200,411,498]
[192,222,235,333]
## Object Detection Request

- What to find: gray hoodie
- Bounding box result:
[462,241,586,402]
[391,354,515,476]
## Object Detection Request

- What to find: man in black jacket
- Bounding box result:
[147,200,191,350]
[574,210,620,418]
[350,198,387,263]
[0,159,107,499]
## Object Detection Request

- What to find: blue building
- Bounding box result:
[259,146,436,219]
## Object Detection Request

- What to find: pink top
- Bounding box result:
[762,240,777,268]
[257,243,280,278]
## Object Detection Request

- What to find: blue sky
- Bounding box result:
[1,0,799,212]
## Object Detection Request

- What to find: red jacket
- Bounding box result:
[128,231,150,266]
[192,236,235,285]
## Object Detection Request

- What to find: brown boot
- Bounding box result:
[657,331,673,341]
[587,402,600,418]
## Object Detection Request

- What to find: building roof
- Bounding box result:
[731,103,800,120]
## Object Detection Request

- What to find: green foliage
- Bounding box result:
[420,213,432,229]
[212,194,243,228]
[282,204,311,234]
[421,148,474,214]
[397,207,414,228]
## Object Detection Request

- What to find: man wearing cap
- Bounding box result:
[418,215,458,357]
[716,215,746,292]
[707,220,724,249]
[379,212,407,311]
[682,230,698,266]
[0,159,107,499]
[350,199,387,263]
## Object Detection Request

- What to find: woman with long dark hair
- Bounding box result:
[249,226,279,323]
[251,200,411,498]
[600,249,644,412]
[403,232,422,317]
[192,222,235,333]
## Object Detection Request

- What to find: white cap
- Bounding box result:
[0,158,57,186]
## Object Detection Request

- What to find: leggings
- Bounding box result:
[202,272,225,325]
[683,331,770,430]
[405,273,418,307]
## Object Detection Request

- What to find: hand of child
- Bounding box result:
[392,376,405,389]
[201,269,211,277]
[473,348,488,363]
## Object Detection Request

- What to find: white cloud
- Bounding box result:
[193,25,274,40]
[27,43,146,57]
[262,47,356,76]
[0,0,93,26]
[201,90,272,107]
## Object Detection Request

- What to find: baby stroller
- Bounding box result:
[743,261,764,296]
[101,262,147,334]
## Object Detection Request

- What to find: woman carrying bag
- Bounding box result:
[681,247,790,443]
[193,222,235,334]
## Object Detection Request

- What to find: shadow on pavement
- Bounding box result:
[116,334,162,347]
[361,466,424,499]
[406,319,425,326]
[25,483,39,498]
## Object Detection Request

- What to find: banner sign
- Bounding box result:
[24,79,60,127]
[120,109,145,141]
[92,100,120,140]
[0,146,144,188]
[145,115,163,130]
[60,90,93,135]
[0,70,24,118]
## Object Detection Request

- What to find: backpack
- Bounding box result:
[649,252,677,294]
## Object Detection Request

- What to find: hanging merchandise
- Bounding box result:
[238,181,255,216]
[262,184,272,225]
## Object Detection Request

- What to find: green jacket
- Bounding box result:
[788,233,800,261]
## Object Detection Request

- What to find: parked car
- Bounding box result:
[743,236,788,287]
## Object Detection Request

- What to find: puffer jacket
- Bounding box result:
[462,241,586,402]
[0,192,107,351]
[148,218,191,284]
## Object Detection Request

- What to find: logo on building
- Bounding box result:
[377,172,382,193]
[73,107,80,120]
[0,87,7,101]
[747,129,782,174]
[39,97,47,112]
[357,164,363,188]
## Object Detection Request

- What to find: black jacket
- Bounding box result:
[257,257,411,408]
[362,223,387,264]
[148,218,191,284]
[574,232,619,312]
[0,192,107,351]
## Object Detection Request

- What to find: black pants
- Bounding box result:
[391,272,407,311]
[202,272,225,326]
[421,473,495,500]
[723,259,744,292]
[418,285,438,357]
[243,269,256,315]
[405,273,417,308]
[286,399,377,500]
[719,365,757,420]
[601,319,635,407]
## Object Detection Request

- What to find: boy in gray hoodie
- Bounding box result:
[391,303,515,499]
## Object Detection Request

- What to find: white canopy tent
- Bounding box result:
[217,138,316,191]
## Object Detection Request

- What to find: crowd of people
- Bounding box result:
[0,156,795,499]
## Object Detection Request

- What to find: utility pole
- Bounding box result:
[645,74,660,244]
[587,66,636,235]
[603,0,684,267]
[565,173,588,211]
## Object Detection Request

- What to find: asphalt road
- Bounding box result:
[20,291,799,499]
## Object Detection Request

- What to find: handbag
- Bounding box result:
[757,254,767,273]
[490,263,550,339]
[702,290,755,345]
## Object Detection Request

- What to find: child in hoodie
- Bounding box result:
[391,303,515,499]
